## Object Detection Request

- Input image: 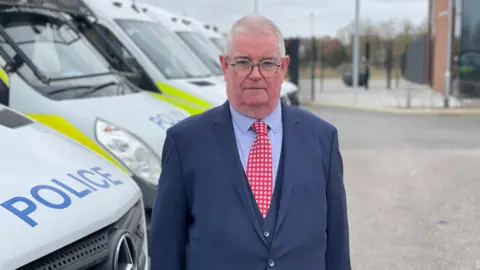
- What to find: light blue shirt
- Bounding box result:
[229,102,283,189]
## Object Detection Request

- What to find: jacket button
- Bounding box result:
[264,231,270,237]
[268,259,275,267]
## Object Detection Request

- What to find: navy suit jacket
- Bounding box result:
[149,101,351,270]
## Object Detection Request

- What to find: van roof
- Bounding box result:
[134,2,191,32]
[135,2,224,37]
[82,0,155,22]
[0,0,95,18]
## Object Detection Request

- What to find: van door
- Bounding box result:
[80,22,157,91]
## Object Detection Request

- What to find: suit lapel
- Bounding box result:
[275,104,300,233]
[212,102,267,245]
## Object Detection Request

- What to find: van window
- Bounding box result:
[3,19,110,78]
[115,19,211,79]
[80,23,158,91]
[0,13,137,100]
[83,23,141,73]
[210,37,225,52]
[177,31,223,76]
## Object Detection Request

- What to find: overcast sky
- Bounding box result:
[139,0,429,38]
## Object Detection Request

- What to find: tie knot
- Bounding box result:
[251,120,268,135]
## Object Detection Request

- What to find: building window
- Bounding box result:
[458,0,480,97]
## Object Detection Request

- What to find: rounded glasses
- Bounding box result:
[228,58,283,78]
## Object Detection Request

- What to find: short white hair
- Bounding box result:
[224,15,286,57]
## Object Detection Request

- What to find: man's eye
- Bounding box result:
[234,61,251,69]
[261,62,277,69]
[236,60,250,66]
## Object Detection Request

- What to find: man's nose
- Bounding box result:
[249,65,262,80]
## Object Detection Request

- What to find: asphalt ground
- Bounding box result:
[304,104,480,270]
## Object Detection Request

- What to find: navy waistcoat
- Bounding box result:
[243,146,285,267]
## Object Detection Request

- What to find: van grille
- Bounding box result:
[17,199,146,270]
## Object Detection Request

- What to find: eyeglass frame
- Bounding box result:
[225,56,284,78]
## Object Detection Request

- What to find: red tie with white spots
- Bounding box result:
[246,120,273,218]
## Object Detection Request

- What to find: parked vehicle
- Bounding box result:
[0,68,148,269]
[0,0,189,210]
[77,0,227,110]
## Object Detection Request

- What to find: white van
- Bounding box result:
[136,3,300,105]
[0,69,148,269]
[0,0,189,210]
[198,24,226,53]
[76,0,227,109]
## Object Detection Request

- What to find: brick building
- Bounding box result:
[427,0,480,98]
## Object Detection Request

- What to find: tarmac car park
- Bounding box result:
[0,68,148,270]
[0,0,190,212]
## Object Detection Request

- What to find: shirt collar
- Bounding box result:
[229,100,282,134]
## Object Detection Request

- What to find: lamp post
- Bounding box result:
[310,12,316,101]
[444,0,454,108]
[352,0,360,105]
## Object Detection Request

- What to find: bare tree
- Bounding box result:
[376,19,397,39]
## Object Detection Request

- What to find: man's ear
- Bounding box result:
[219,54,228,81]
[220,55,228,71]
[281,55,290,74]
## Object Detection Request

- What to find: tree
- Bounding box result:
[320,38,348,68]
[298,17,429,69]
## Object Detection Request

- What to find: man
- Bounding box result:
[149,15,351,270]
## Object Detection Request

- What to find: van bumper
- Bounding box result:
[132,175,157,210]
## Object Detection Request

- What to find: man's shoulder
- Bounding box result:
[285,104,337,135]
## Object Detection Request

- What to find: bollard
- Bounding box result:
[406,88,412,108]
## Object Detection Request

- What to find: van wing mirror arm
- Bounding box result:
[73,17,139,74]
[0,43,14,72]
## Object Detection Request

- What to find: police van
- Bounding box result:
[0,70,148,269]
[0,0,190,211]
[76,0,227,111]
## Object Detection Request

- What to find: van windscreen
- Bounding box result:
[0,14,111,80]
[115,19,212,80]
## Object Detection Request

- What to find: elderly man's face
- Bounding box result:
[220,32,290,110]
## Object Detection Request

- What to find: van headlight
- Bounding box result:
[94,119,161,186]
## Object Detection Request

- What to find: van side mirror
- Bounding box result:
[10,54,24,73]
[0,55,9,106]
[0,55,10,105]
[0,77,9,106]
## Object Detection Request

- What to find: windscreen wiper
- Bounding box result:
[46,85,91,96]
[75,81,119,98]
[46,71,116,82]
[46,81,118,97]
